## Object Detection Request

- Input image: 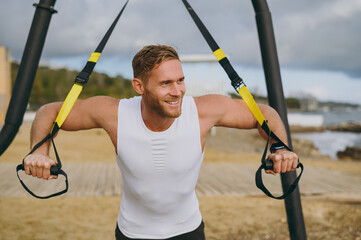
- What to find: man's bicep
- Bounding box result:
[196,95,257,129]
[61,96,118,131]
[215,97,258,129]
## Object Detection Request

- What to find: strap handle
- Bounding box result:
[255,130,304,199]
[15,0,129,199]
[16,165,68,199]
[182,0,303,199]
[51,0,129,133]
[16,127,69,199]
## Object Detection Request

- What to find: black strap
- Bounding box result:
[16,128,69,199]
[16,0,129,199]
[181,0,303,199]
[75,0,129,85]
[255,130,304,199]
[181,0,243,90]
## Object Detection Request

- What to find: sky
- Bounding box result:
[1,0,361,105]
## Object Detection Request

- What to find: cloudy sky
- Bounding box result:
[1,0,361,104]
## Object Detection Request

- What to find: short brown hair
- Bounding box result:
[132,45,179,81]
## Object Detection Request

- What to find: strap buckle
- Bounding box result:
[231,76,245,92]
[74,72,89,86]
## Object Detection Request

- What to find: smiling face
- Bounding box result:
[139,59,186,119]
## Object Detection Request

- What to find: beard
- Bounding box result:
[143,91,183,118]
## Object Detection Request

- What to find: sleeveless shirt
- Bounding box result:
[116,96,204,239]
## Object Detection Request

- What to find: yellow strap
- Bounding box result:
[213,48,226,61]
[88,52,101,63]
[51,84,83,133]
[238,85,270,130]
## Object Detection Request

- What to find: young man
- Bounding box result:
[24,45,298,240]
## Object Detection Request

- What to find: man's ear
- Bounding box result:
[132,78,144,95]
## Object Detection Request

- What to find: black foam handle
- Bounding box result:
[263,159,301,170]
[17,163,60,176]
[264,159,274,170]
[50,165,60,175]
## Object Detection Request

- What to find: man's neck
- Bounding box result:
[140,100,176,132]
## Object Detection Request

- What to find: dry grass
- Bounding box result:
[1,195,360,240]
[1,122,361,239]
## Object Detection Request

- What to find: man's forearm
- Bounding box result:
[30,103,60,154]
[257,104,288,145]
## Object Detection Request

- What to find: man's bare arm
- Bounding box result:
[24,96,119,179]
[195,94,298,174]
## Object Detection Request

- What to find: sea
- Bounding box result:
[290,109,361,159]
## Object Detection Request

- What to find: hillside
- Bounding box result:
[10,62,359,111]
[11,62,137,110]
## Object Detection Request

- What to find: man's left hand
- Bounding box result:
[265,150,298,175]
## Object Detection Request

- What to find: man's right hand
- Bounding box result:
[23,153,58,180]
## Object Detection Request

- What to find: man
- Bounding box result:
[24,45,298,240]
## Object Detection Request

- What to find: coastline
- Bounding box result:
[291,123,361,160]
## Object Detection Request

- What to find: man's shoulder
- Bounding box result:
[193,94,239,124]
[90,96,141,107]
[86,96,120,108]
[118,96,141,106]
[193,94,230,109]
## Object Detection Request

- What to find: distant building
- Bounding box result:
[180,54,226,97]
[299,96,319,112]
[0,46,12,125]
[180,54,226,136]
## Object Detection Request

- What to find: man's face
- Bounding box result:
[142,59,186,118]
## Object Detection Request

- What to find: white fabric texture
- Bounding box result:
[116,96,204,239]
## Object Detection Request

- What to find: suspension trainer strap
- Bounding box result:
[255,130,304,199]
[182,0,302,199]
[51,0,129,135]
[16,0,129,199]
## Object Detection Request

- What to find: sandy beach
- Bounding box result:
[1,122,360,239]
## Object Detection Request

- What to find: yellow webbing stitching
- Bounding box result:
[88,52,101,63]
[213,48,226,61]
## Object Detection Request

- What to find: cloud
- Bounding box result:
[272,0,361,78]
[1,0,360,78]
[303,87,329,99]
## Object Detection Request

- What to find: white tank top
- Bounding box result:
[116,96,204,239]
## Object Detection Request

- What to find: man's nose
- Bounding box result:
[170,83,183,96]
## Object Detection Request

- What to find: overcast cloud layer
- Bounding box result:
[1,0,361,79]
